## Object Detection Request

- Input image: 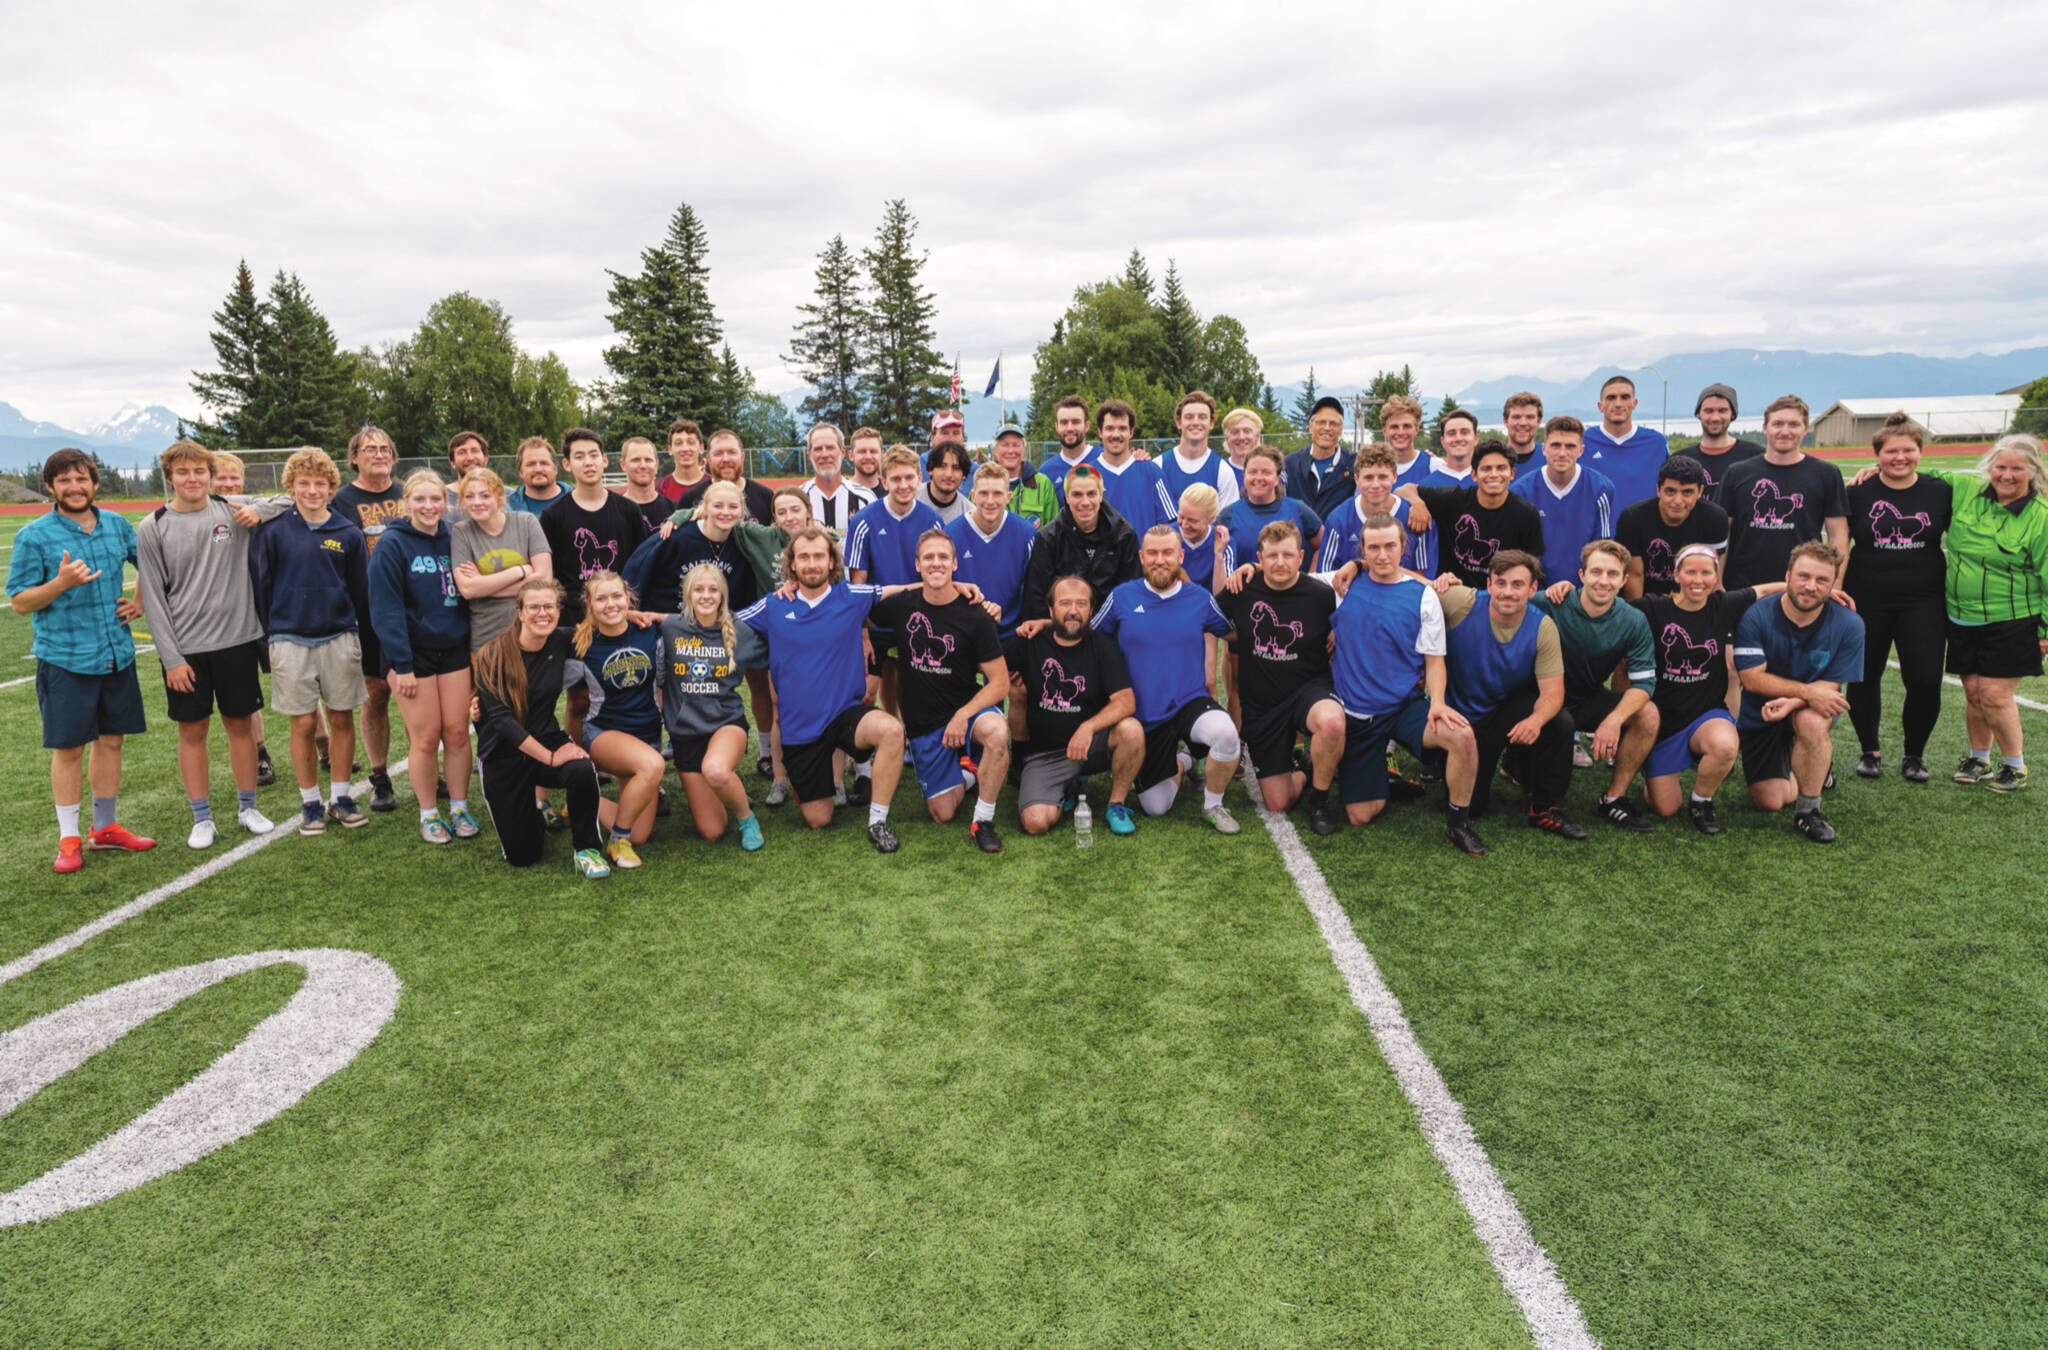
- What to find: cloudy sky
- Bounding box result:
[5,0,2045,427]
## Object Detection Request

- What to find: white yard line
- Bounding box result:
[1249,780,1599,1350]
[1886,659,2048,713]
[1,645,153,689]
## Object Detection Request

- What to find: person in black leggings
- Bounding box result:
[1843,413,1952,782]
[470,578,611,876]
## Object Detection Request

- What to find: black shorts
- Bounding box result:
[396,644,470,680]
[1138,695,1228,791]
[1738,720,1803,785]
[163,639,265,723]
[359,626,386,682]
[1241,680,1338,778]
[1563,687,1629,735]
[1945,616,2044,680]
[38,660,147,750]
[867,630,894,679]
[672,717,749,775]
[784,704,873,803]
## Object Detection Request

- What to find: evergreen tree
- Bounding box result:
[1257,383,1292,432]
[1429,393,1464,449]
[1363,364,1418,433]
[859,199,949,443]
[1120,248,1154,301]
[785,233,867,432]
[603,202,725,441]
[1292,368,1322,426]
[246,271,351,448]
[1155,260,1203,393]
[188,261,267,446]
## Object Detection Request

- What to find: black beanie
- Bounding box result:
[1694,383,1738,418]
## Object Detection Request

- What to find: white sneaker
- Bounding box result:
[187,817,217,849]
[237,806,276,835]
[1572,737,1594,769]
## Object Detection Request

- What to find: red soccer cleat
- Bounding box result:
[53,836,84,874]
[88,822,157,852]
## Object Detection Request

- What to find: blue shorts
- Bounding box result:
[908,707,1001,799]
[1337,691,1429,805]
[1645,709,1735,779]
[581,721,662,753]
[38,660,147,750]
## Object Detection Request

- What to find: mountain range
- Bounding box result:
[0,402,188,468]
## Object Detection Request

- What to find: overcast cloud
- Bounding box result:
[4,0,2045,426]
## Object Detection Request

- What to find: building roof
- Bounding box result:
[1813,395,2020,437]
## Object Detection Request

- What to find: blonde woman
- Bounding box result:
[657,562,767,850]
[572,571,667,867]
[367,468,475,842]
[1175,483,1225,592]
[451,466,553,649]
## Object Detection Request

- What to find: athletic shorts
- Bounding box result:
[38,660,147,750]
[1241,680,1338,779]
[670,717,748,775]
[1137,695,1228,792]
[163,638,265,723]
[395,644,469,681]
[1945,616,2044,680]
[582,720,661,753]
[907,707,1002,799]
[784,704,873,804]
[1018,730,1116,808]
[359,626,385,682]
[1563,687,1631,736]
[269,634,367,717]
[1337,692,1429,805]
[1646,709,1734,780]
[1738,715,1833,786]
[867,629,895,679]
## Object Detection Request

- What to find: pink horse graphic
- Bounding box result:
[905,612,956,670]
[1040,658,1086,709]
[1660,623,1719,678]
[1869,500,1933,546]
[573,527,619,578]
[1453,515,1500,570]
[1749,480,1805,527]
[1250,602,1303,659]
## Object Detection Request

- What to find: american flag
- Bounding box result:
[949,360,962,406]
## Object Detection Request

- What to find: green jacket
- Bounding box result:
[1009,471,1060,528]
[1925,469,2048,632]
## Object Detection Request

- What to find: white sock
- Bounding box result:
[301,786,323,806]
[1202,788,1225,811]
[420,807,439,822]
[854,761,873,780]
[450,798,468,814]
[868,802,889,826]
[973,797,996,823]
[57,803,81,839]
[1176,751,1194,776]
[330,778,349,802]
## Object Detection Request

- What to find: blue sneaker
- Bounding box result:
[298,803,328,836]
[1105,803,1137,836]
[574,848,611,879]
[448,807,482,839]
[738,814,764,852]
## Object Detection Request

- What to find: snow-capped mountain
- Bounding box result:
[85,403,187,446]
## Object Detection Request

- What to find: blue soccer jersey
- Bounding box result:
[736,582,881,744]
[1094,456,1176,532]
[1219,495,1322,571]
[1040,447,1102,500]
[845,497,946,588]
[1510,464,1616,588]
[1580,424,1669,510]
[1316,494,1415,572]
[946,509,1036,635]
[1091,578,1231,726]
[1331,575,1447,719]
[1160,449,1241,518]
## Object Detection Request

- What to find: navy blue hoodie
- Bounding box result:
[251,507,369,641]
[368,518,467,673]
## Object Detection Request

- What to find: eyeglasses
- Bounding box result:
[522,603,560,614]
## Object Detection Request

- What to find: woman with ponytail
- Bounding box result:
[656,562,768,850]
[471,577,610,878]
[571,571,667,868]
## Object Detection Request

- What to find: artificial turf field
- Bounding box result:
[1,506,2044,1347]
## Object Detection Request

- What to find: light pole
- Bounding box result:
[1643,364,1669,435]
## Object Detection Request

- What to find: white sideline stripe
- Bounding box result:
[1,645,155,689]
[1887,659,2048,714]
[1248,783,1599,1350]
[0,766,406,990]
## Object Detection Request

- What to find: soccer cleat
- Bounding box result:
[187,818,217,850]
[738,814,764,852]
[539,801,566,831]
[1952,755,1992,784]
[1445,819,1490,857]
[607,838,643,869]
[1855,751,1882,779]
[299,803,328,836]
[574,848,611,879]
[1983,765,2028,793]
[1792,807,1836,843]
[436,776,450,800]
[53,836,84,874]
[419,815,452,844]
[867,819,900,854]
[448,808,482,839]
[1597,796,1655,833]
[757,753,774,780]
[1822,768,1837,791]
[833,785,847,807]
[89,823,156,852]
[970,819,1003,853]
[255,745,276,787]
[1527,805,1588,840]
[1306,796,1340,837]
[1571,738,1595,769]
[1202,805,1241,835]
[1386,768,1427,802]
[1105,802,1137,836]
[368,771,397,812]
[1060,787,1079,817]
[1687,799,1724,835]
[655,787,671,817]
[237,806,276,835]
[1292,745,1314,779]
[1901,755,1931,783]
[765,779,790,807]
[847,775,872,807]
[328,796,368,828]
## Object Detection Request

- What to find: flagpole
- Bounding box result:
[1000,351,1007,425]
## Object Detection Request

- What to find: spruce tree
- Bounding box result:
[1155,260,1203,393]
[188,261,267,446]
[1363,365,1417,433]
[1293,368,1322,426]
[1120,248,1154,301]
[1429,393,1464,448]
[785,233,868,432]
[859,200,949,443]
[603,202,725,440]
[248,272,351,449]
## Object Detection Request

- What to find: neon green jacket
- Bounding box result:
[1924,469,2048,632]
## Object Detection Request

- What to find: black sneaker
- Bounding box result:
[1792,807,1836,842]
[1386,769,1426,802]
[1855,751,1882,779]
[368,770,397,812]
[1822,768,1836,791]
[867,819,900,853]
[1687,798,1724,835]
[1984,764,2029,793]
[1445,819,1490,856]
[1597,796,1655,833]
[255,745,276,787]
[1902,755,1930,783]
[436,776,450,800]
[847,774,872,807]
[1527,805,1588,840]
[757,753,773,780]
[1292,745,1314,780]
[970,819,1002,853]
[1953,755,1992,784]
[1306,797,1339,837]
[655,787,671,817]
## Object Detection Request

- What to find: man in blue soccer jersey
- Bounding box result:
[1039,395,1100,498]
[947,464,1035,636]
[1160,390,1241,519]
[1581,375,1670,509]
[846,445,947,731]
[1091,398,1175,531]
[1092,525,1243,832]
[1734,540,1865,843]
[738,525,907,851]
[1510,416,1617,592]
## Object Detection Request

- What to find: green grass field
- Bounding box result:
[2,517,2045,1347]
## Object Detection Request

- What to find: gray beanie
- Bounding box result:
[1694,383,1738,417]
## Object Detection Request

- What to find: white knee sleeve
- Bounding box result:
[1192,708,1240,762]
[1137,776,1181,817]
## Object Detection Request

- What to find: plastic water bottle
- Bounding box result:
[1074,793,1093,848]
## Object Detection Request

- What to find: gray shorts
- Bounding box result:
[269,634,368,716]
[1017,731,1114,808]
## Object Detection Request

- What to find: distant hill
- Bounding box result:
[0,401,189,469]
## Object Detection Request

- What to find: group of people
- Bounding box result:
[10,376,2046,877]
